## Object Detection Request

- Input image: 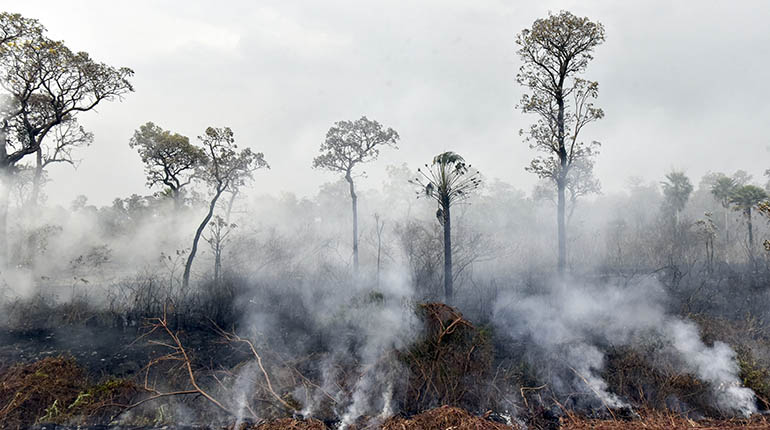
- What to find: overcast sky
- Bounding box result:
[5,0,770,206]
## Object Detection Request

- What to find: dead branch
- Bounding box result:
[212,322,298,412]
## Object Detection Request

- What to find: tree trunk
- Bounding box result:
[29,148,43,208]
[225,189,238,223]
[183,188,223,290]
[172,188,181,211]
[346,173,359,274]
[724,207,730,264]
[442,197,453,305]
[214,244,221,283]
[0,165,10,267]
[21,149,45,267]
[557,179,567,275]
[376,218,382,288]
[747,207,754,258]
[556,90,567,276]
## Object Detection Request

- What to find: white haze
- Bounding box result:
[0,0,769,207]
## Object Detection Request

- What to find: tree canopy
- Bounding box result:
[130,122,206,208]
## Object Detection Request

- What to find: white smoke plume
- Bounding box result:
[494,276,756,416]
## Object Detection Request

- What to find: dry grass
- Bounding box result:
[381,406,516,430]
[398,303,493,415]
[251,417,326,430]
[0,355,140,429]
[562,411,770,429]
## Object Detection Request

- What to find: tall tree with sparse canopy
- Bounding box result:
[730,185,768,255]
[182,127,268,289]
[411,152,481,304]
[0,12,133,264]
[130,122,206,209]
[312,116,399,274]
[516,11,605,275]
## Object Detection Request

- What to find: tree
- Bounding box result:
[532,157,600,224]
[661,170,693,223]
[312,116,399,274]
[729,185,768,254]
[710,174,737,246]
[204,215,236,284]
[25,117,93,209]
[758,201,770,253]
[0,12,133,264]
[182,127,268,290]
[129,122,206,209]
[516,11,605,275]
[694,213,716,272]
[411,151,481,304]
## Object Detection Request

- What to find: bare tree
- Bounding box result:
[516,11,605,275]
[204,215,236,284]
[312,116,399,274]
[129,122,206,210]
[182,127,268,290]
[411,152,481,304]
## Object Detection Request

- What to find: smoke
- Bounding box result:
[665,320,756,415]
[493,276,757,416]
[231,267,419,427]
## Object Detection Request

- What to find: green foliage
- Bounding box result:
[711,175,737,209]
[198,126,269,193]
[516,10,605,184]
[411,151,481,214]
[0,12,133,168]
[737,350,770,409]
[129,122,206,204]
[312,116,399,175]
[730,185,767,212]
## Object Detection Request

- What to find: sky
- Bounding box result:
[4,0,770,207]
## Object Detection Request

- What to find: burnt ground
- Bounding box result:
[0,324,248,379]
[3,326,770,429]
[0,326,150,378]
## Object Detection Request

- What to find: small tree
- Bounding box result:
[312,116,399,274]
[516,11,606,275]
[204,215,236,284]
[129,122,206,209]
[694,213,716,272]
[411,152,481,304]
[182,127,268,289]
[730,185,768,254]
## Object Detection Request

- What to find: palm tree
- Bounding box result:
[710,175,736,245]
[661,171,693,224]
[730,185,768,254]
[411,152,481,304]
